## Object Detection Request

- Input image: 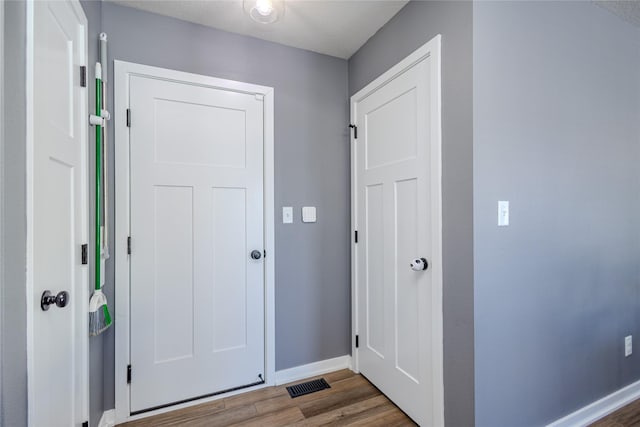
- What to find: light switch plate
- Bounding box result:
[626,335,633,357]
[498,201,509,226]
[302,206,316,223]
[282,207,293,224]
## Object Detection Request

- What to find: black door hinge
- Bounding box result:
[127,236,131,255]
[349,124,358,139]
[80,66,87,87]
[263,250,267,258]
[355,335,359,348]
[354,230,358,243]
[126,108,131,127]
[127,365,132,384]
[81,244,88,265]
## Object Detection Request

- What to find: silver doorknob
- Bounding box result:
[250,250,262,260]
[410,258,428,271]
[41,290,69,311]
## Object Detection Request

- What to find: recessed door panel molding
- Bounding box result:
[365,183,385,358]
[28,1,89,425]
[115,62,276,421]
[395,178,421,383]
[351,36,443,426]
[211,187,248,353]
[152,185,195,364]
[154,98,247,168]
[365,87,418,170]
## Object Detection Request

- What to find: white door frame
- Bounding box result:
[114,61,276,423]
[25,0,90,425]
[0,0,4,411]
[350,36,444,425]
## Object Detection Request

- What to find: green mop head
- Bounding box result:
[89,289,112,336]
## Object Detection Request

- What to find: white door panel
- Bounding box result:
[129,76,265,412]
[32,1,88,426]
[354,39,442,426]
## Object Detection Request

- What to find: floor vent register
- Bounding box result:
[286,378,331,398]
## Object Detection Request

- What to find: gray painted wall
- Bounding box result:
[348,2,475,426]
[100,2,351,410]
[1,1,28,426]
[474,2,640,426]
[79,1,106,425]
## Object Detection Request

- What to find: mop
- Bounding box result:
[89,57,112,336]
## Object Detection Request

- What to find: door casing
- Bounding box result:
[350,36,444,425]
[114,61,276,423]
[25,0,90,424]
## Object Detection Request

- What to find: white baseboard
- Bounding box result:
[274,355,353,386]
[547,379,640,427]
[98,409,115,427]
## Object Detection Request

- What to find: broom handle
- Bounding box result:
[102,79,109,260]
[100,33,109,260]
[95,63,102,292]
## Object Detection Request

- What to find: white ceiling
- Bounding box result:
[107,0,409,59]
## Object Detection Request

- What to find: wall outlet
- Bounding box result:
[625,335,633,357]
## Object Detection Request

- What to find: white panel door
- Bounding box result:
[354,39,442,426]
[32,1,88,426]
[129,76,265,412]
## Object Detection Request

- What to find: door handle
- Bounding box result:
[250,250,262,260]
[41,290,69,311]
[410,258,428,271]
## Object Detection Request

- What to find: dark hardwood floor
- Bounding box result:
[118,369,416,426]
[590,399,640,427]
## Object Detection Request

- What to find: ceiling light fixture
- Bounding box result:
[243,0,284,24]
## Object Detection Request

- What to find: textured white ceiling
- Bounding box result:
[106,0,409,59]
[596,0,640,28]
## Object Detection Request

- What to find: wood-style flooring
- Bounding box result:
[118,369,416,427]
[590,399,640,427]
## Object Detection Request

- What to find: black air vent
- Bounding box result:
[286,378,331,398]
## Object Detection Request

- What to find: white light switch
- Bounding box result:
[282,206,293,224]
[626,335,633,357]
[302,206,316,223]
[498,201,509,226]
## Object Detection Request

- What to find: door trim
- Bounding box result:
[0,0,4,410]
[349,35,444,426]
[25,0,90,425]
[114,61,276,423]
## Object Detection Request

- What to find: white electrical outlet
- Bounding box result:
[625,335,633,357]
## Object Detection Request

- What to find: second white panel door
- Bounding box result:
[353,37,442,426]
[129,75,265,412]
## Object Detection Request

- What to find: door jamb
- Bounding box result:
[349,35,444,426]
[114,61,276,423]
[0,0,4,413]
[25,1,90,425]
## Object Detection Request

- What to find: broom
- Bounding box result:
[89,61,112,336]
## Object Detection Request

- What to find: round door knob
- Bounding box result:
[41,290,70,311]
[410,258,428,271]
[250,250,262,260]
[55,291,69,308]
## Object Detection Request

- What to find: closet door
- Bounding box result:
[129,75,265,412]
[353,36,443,426]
